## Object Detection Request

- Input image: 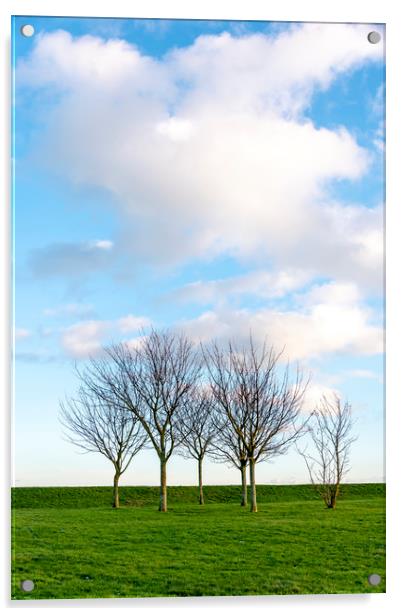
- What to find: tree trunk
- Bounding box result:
[159,457,167,512]
[198,457,204,505]
[328,484,340,509]
[240,460,248,507]
[113,471,121,508]
[249,458,257,512]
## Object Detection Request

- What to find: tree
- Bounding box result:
[101,329,201,512]
[176,386,215,505]
[297,394,356,509]
[208,407,249,507]
[60,377,146,508]
[204,336,309,512]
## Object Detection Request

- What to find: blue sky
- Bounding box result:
[12,16,384,486]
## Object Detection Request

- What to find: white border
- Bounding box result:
[2,1,401,613]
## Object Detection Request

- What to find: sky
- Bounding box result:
[12,16,385,487]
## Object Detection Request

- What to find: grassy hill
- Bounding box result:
[12,483,385,509]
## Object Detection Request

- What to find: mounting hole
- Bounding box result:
[20,579,35,592]
[368,573,381,586]
[367,31,381,44]
[21,24,35,38]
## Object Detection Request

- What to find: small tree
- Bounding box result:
[102,329,201,512]
[298,394,356,509]
[176,387,215,505]
[204,336,309,512]
[60,380,146,508]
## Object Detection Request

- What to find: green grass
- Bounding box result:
[11,482,385,509]
[11,484,385,600]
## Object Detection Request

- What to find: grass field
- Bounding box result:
[11,484,385,600]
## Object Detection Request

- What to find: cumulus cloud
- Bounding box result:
[29,240,114,279]
[179,282,382,361]
[155,117,195,142]
[117,314,152,333]
[173,268,312,305]
[62,320,109,359]
[301,383,342,413]
[167,24,383,117]
[18,25,382,105]
[61,313,151,358]
[17,24,383,291]
[299,281,361,307]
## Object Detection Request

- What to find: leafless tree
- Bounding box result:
[204,336,309,512]
[208,408,249,507]
[85,329,201,512]
[60,377,146,508]
[176,386,215,505]
[297,394,356,509]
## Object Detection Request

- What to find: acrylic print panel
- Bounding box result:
[11,15,385,600]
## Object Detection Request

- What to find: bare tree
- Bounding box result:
[92,330,201,512]
[297,394,356,509]
[209,408,249,507]
[204,336,309,512]
[176,386,215,505]
[60,378,146,508]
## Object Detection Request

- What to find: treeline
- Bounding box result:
[60,330,355,512]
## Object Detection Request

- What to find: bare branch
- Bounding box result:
[59,366,147,508]
[203,335,309,512]
[296,393,357,508]
[97,329,201,511]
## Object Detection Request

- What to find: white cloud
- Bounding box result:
[17,24,383,292]
[179,282,382,361]
[156,118,195,142]
[299,202,384,291]
[174,268,311,305]
[15,328,31,340]
[301,384,342,413]
[117,314,151,333]
[90,239,114,250]
[17,30,169,93]
[61,313,151,358]
[300,281,361,307]
[125,335,148,351]
[167,24,383,117]
[62,320,108,359]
